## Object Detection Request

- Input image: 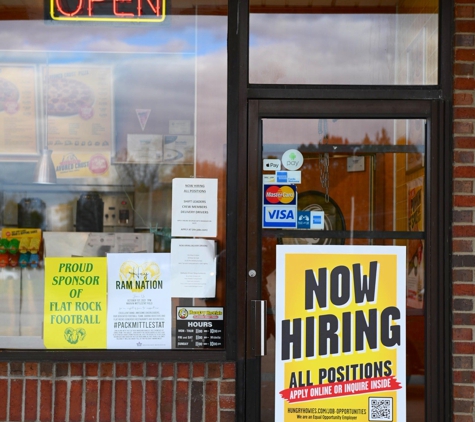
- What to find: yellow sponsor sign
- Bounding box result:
[275,245,406,421]
[44,257,107,349]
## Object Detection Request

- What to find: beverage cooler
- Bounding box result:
[0,183,163,348]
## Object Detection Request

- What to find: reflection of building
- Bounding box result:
[0,0,464,421]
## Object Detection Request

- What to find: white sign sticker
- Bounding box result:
[276,171,301,184]
[263,159,281,171]
[171,178,218,238]
[171,238,217,298]
[281,149,304,170]
[107,253,172,349]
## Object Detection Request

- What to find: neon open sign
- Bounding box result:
[50,0,166,22]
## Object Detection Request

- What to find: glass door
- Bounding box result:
[245,100,443,421]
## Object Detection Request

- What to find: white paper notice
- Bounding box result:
[171,178,218,238]
[171,239,217,298]
[107,253,171,349]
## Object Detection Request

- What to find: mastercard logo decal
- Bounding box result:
[263,185,297,205]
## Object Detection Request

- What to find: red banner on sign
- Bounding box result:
[279,376,402,403]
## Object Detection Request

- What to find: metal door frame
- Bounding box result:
[240,99,451,421]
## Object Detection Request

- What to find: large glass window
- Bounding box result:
[249,0,439,85]
[0,0,227,350]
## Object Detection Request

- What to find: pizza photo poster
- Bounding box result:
[0,65,38,155]
[44,66,112,178]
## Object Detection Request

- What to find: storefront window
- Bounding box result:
[249,0,438,85]
[0,0,227,350]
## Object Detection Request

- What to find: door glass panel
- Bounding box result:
[249,0,438,85]
[260,119,425,421]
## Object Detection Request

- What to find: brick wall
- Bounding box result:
[0,361,236,422]
[454,2,475,421]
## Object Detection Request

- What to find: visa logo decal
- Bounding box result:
[263,206,297,228]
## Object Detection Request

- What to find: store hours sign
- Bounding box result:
[275,245,406,422]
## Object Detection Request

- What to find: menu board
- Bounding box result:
[0,65,37,154]
[45,66,112,152]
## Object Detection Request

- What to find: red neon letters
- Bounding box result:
[54,0,162,18]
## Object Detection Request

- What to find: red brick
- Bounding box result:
[99,380,112,422]
[454,356,473,369]
[130,380,143,422]
[85,380,98,422]
[100,363,113,378]
[454,166,475,178]
[0,362,7,376]
[191,381,204,422]
[193,362,205,378]
[116,363,128,377]
[220,381,235,395]
[177,363,190,378]
[219,395,235,410]
[160,380,174,422]
[115,380,128,422]
[56,363,68,377]
[0,380,7,421]
[455,150,475,163]
[24,362,38,377]
[146,362,159,378]
[70,380,83,422]
[71,363,84,377]
[54,380,67,422]
[220,410,236,422]
[454,181,473,193]
[456,5,475,17]
[454,64,475,78]
[131,362,143,377]
[455,77,475,89]
[454,342,475,354]
[456,20,475,33]
[176,380,189,421]
[453,209,473,223]
[454,284,475,295]
[25,379,38,422]
[86,363,98,377]
[10,362,22,376]
[454,195,475,207]
[454,415,474,422]
[10,379,23,421]
[145,380,158,422]
[40,380,53,422]
[453,269,474,282]
[205,381,218,422]
[453,226,475,237]
[453,370,475,383]
[454,108,475,120]
[161,363,175,378]
[454,385,475,399]
[454,298,474,311]
[456,34,475,47]
[454,399,474,413]
[454,239,474,252]
[207,363,222,379]
[454,312,475,325]
[454,121,474,134]
[455,136,475,148]
[223,363,236,379]
[453,328,473,341]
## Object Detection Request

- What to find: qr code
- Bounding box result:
[369,397,393,421]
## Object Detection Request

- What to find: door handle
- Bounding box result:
[251,300,267,356]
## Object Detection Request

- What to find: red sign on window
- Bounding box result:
[50,0,166,22]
